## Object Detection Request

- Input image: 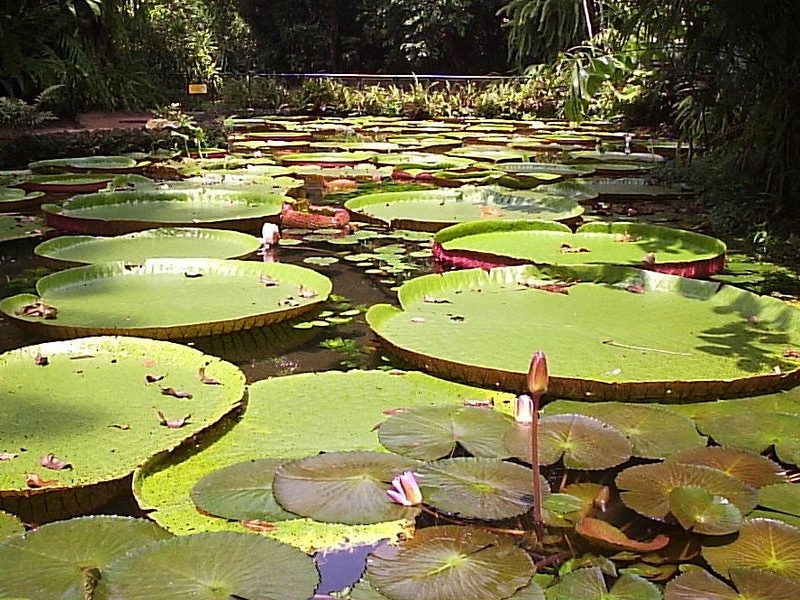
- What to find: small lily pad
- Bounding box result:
[668,486,743,535]
[547,567,662,600]
[303,256,340,266]
[668,447,786,488]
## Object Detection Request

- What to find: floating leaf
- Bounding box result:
[145,373,165,383]
[665,567,798,600]
[272,451,421,524]
[157,410,191,429]
[240,519,277,533]
[160,386,193,399]
[703,518,800,580]
[505,414,631,470]
[542,484,603,528]
[39,454,72,471]
[0,453,18,462]
[25,473,56,488]
[378,405,511,460]
[547,567,662,600]
[616,462,758,520]
[575,517,670,552]
[668,446,785,488]
[97,531,319,599]
[366,525,534,600]
[191,458,296,522]
[416,457,543,520]
[0,516,170,599]
[198,365,222,385]
[758,483,800,517]
[668,486,743,535]
[34,352,48,365]
[698,413,800,465]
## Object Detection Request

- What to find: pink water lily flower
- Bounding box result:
[386,471,422,506]
[514,394,534,424]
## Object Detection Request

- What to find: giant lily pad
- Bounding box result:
[28,155,140,174]
[378,405,512,460]
[498,162,596,178]
[587,179,695,202]
[445,147,528,163]
[542,401,706,459]
[97,531,319,600]
[279,152,377,167]
[377,153,475,170]
[272,451,421,525]
[367,265,800,401]
[0,187,45,210]
[134,371,512,551]
[0,336,245,521]
[665,567,798,600]
[416,457,542,520]
[546,568,662,600]
[345,189,583,232]
[432,221,726,278]
[35,227,261,267]
[366,525,534,600]
[41,188,287,235]
[13,174,115,194]
[0,214,50,244]
[702,518,800,581]
[568,151,666,164]
[615,462,758,521]
[0,511,22,541]
[0,516,171,599]
[1,259,331,340]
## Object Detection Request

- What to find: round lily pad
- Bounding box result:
[377,153,475,170]
[0,214,50,244]
[568,150,666,164]
[547,567,661,600]
[279,152,377,167]
[13,174,115,194]
[702,518,800,581]
[667,447,786,489]
[616,462,758,521]
[416,457,543,520]
[0,187,45,211]
[28,155,140,174]
[433,220,726,278]
[273,451,421,525]
[1,259,331,340]
[0,336,245,521]
[665,567,799,600]
[34,227,262,267]
[758,483,800,517]
[378,405,512,460]
[445,147,528,163]
[668,485,743,535]
[367,264,800,401]
[697,412,800,465]
[98,531,319,599]
[191,458,296,522]
[41,188,287,235]
[366,525,534,600]
[345,189,583,232]
[0,516,171,599]
[134,370,512,551]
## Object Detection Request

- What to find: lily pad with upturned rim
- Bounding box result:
[97,531,319,600]
[278,152,377,167]
[1,258,331,340]
[28,155,140,174]
[34,227,262,267]
[12,173,116,194]
[366,525,535,600]
[0,187,45,210]
[367,264,800,401]
[0,516,171,599]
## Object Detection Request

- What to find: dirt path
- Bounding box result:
[0,111,152,138]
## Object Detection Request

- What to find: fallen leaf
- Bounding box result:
[160,386,193,399]
[156,410,191,429]
[423,295,451,304]
[463,398,494,408]
[259,274,280,287]
[560,243,591,254]
[184,271,203,278]
[279,297,300,307]
[747,315,760,325]
[109,423,131,430]
[576,517,670,552]
[0,452,18,461]
[382,408,407,415]
[26,473,57,488]
[15,300,58,319]
[34,352,48,366]
[625,283,645,294]
[593,486,611,512]
[145,374,165,384]
[410,317,426,323]
[448,314,465,322]
[40,454,72,470]
[480,206,504,218]
[198,366,222,385]
[783,348,800,359]
[615,232,640,243]
[69,354,95,360]
[240,519,277,533]
[642,253,656,266]
[297,285,318,299]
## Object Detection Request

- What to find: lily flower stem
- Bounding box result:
[531,391,544,536]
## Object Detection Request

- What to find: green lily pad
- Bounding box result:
[97,531,319,599]
[697,413,800,465]
[665,567,798,600]
[0,511,23,541]
[505,414,632,469]
[303,256,340,266]
[445,148,529,163]
[29,155,139,174]
[13,173,116,194]
[134,371,511,551]
[367,264,800,401]
[758,484,800,517]
[0,337,245,521]
[667,447,786,488]
[0,187,45,210]
[568,150,666,164]
[345,189,583,232]
[34,228,261,267]
[272,451,421,525]
[498,163,595,177]
[543,401,706,459]
[433,220,725,276]
[1,259,331,340]
[41,188,287,235]
[366,525,535,600]
[702,518,800,581]
[0,214,50,244]
[668,486,743,535]
[279,152,377,166]
[416,457,542,520]
[616,462,759,521]
[191,458,296,522]
[378,405,512,460]
[587,180,694,201]
[377,153,475,170]
[546,567,661,600]
[0,516,171,599]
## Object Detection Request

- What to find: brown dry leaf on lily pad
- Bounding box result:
[560,243,591,254]
[423,295,451,304]
[156,410,191,429]
[784,348,800,359]
[159,386,193,399]
[297,285,318,299]
[145,373,165,384]
[198,366,222,386]
[40,454,72,470]
[575,517,670,552]
[0,452,19,461]
[259,274,280,287]
[34,352,48,366]
[240,519,277,533]
[26,473,57,488]
[15,300,58,319]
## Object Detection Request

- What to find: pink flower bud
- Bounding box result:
[527,351,549,396]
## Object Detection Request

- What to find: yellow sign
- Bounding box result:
[188,83,208,95]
